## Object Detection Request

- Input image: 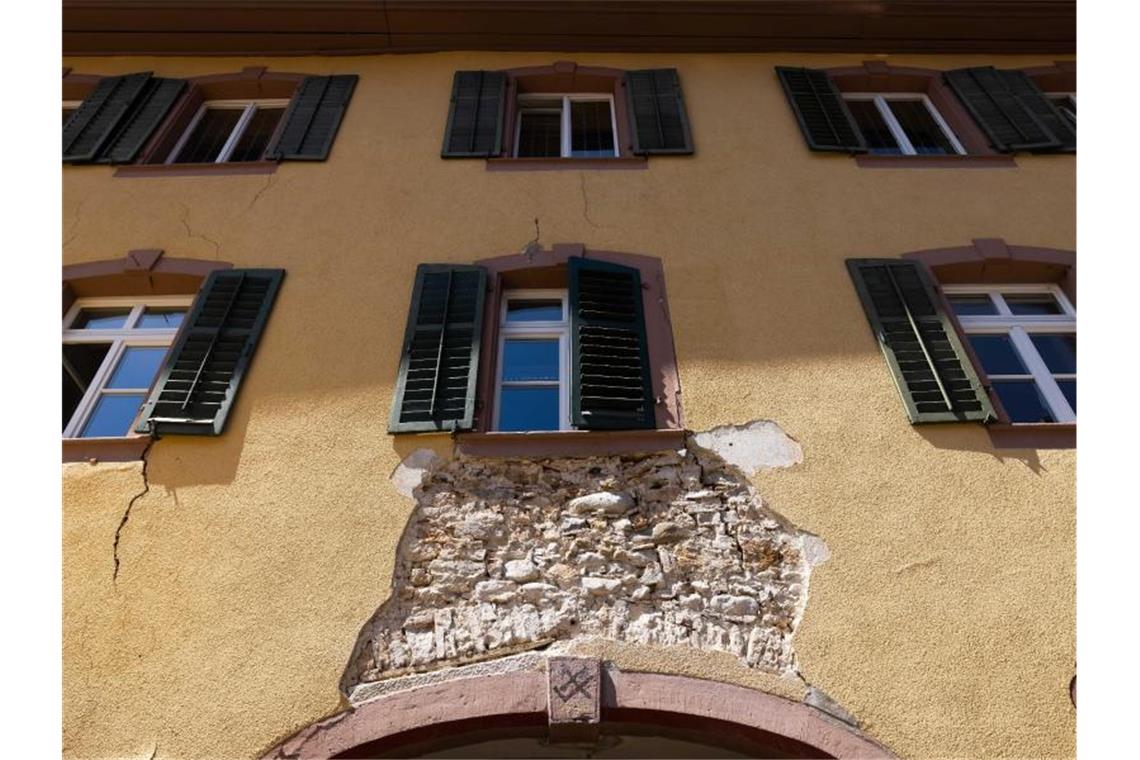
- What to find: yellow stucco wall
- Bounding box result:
[62,52,1075,759]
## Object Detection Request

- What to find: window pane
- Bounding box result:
[173,107,243,164]
[1029,334,1076,374]
[949,295,999,316]
[502,339,559,382]
[968,335,1027,375]
[570,100,615,158]
[107,347,167,389]
[137,308,186,329]
[227,106,285,162]
[63,343,112,432]
[506,299,562,322]
[1004,293,1062,315]
[72,308,131,329]
[517,110,562,158]
[845,99,901,155]
[499,387,560,432]
[993,380,1055,423]
[1056,379,1076,412]
[887,99,957,155]
[81,394,145,438]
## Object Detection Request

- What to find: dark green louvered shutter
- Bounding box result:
[136,269,285,436]
[847,259,993,424]
[63,72,153,163]
[569,257,655,430]
[389,265,487,433]
[441,71,507,157]
[268,75,358,161]
[775,67,866,153]
[944,67,1063,152]
[625,69,694,155]
[100,77,187,164]
[1001,70,1075,152]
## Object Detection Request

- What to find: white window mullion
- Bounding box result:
[921,96,966,155]
[560,96,572,158]
[64,339,126,438]
[1009,326,1075,422]
[874,97,916,155]
[217,104,257,163]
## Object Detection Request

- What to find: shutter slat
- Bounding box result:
[846,259,993,424]
[268,75,358,161]
[100,78,187,164]
[944,67,1063,152]
[63,72,153,163]
[441,71,506,158]
[570,257,655,430]
[775,67,866,153]
[136,269,285,436]
[389,265,486,433]
[625,69,694,155]
[1001,70,1075,152]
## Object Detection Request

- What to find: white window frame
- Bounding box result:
[843,93,966,156]
[943,283,1075,423]
[493,289,571,431]
[166,98,290,165]
[514,93,619,159]
[63,296,193,439]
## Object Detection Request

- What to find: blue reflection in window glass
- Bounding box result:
[502,339,559,382]
[1056,380,1076,413]
[968,335,1027,375]
[949,295,999,316]
[1030,334,1076,374]
[81,394,145,437]
[107,347,166,389]
[993,381,1054,423]
[506,300,562,322]
[73,309,130,329]
[499,387,560,431]
[1005,294,1062,315]
[138,308,186,328]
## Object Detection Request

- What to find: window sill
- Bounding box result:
[986,422,1075,449]
[114,161,278,178]
[855,154,1016,169]
[486,157,648,172]
[63,435,151,463]
[455,428,685,457]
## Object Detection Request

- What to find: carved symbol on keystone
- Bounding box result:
[553,664,594,703]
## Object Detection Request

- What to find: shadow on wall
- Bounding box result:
[916,425,1045,474]
[143,392,253,493]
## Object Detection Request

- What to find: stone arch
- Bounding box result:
[265,667,892,759]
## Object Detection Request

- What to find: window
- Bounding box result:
[515,95,617,158]
[843,94,964,156]
[495,291,570,431]
[167,100,288,164]
[946,285,1075,423]
[63,296,191,438]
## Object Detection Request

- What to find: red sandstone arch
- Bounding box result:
[265,670,893,759]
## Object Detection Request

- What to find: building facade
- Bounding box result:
[62,2,1076,758]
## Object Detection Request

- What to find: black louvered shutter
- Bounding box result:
[1001,70,1075,152]
[625,69,694,155]
[389,265,487,433]
[569,257,655,430]
[268,75,358,161]
[441,71,507,158]
[136,269,285,436]
[63,72,153,163]
[944,67,1062,152]
[775,67,866,153]
[846,259,993,424]
[100,77,187,164]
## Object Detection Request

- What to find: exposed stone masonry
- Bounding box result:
[341,436,820,697]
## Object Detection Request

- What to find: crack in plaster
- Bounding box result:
[112,435,156,584]
[579,173,600,228]
[178,204,222,260]
[245,175,279,214]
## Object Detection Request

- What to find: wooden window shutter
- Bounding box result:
[268,75,359,161]
[136,269,285,436]
[389,265,487,433]
[569,257,655,430]
[100,77,187,164]
[63,72,153,163]
[441,71,507,158]
[846,259,993,424]
[775,67,866,153]
[944,67,1062,152]
[1001,70,1075,152]
[624,69,694,155]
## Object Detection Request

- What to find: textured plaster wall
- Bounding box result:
[62,52,1074,759]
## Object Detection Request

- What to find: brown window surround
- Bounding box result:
[62,249,233,463]
[903,238,1075,449]
[826,61,1016,169]
[1022,60,1076,96]
[457,243,683,458]
[487,62,647,172]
